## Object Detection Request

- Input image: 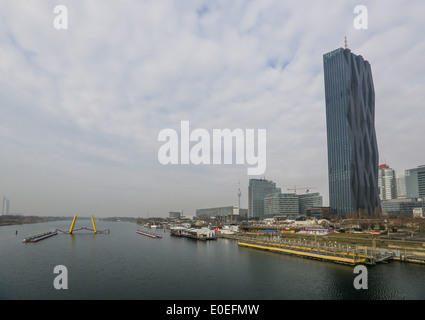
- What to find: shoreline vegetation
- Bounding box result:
[0,215,73,226]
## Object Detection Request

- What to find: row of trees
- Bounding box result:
[330,209,425,233]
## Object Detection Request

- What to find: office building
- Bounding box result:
[381,198,425,216]
[323,47,380,216]
[378,164,397,200]
[405,165,425,199]
[397,175,406,198]
[263,193,299,218]
[306,207,331,219]
[238,208,248,217]
[169,211,181,219]
[248,178,281,218]
[298,192,323,215]
[196,206,247,218]
[263,191,323,219]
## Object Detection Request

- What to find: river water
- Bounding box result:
[1,220,424,300]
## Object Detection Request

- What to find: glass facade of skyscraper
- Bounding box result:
[263,193,299,218]
[378,164,397,200]
[323,48,380,216]
[248,178,281,218]
[263,192,323,218]
[298,192,323,215]
[405,165,425,199]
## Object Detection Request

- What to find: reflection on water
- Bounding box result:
[1,221,425,300]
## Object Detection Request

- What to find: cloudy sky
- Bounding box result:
[1,0,424,217]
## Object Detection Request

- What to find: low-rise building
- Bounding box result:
[196,206,247,218]
[381,198,425,216]
[306,207,330,219]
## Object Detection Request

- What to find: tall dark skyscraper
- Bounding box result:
[323,47,380,216]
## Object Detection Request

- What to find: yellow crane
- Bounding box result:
[286,186,316,194]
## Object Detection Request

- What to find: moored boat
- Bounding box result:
[22,230,58,243]
[136,230,162,238]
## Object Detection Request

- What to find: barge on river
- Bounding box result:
[22,230,58,243]
[136,230,163,238]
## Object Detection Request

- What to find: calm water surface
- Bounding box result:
[1,220,425,300]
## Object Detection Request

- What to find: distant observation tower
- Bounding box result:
[238,181,241,210]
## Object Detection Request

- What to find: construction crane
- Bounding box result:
[286,186,316,194]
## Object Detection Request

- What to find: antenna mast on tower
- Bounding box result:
[237,181,241,210]
[344,36,348,49]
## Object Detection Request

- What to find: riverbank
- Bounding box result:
[219,231,425,265]
[0,215,72,226]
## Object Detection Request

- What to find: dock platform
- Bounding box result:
[238,239,369,265]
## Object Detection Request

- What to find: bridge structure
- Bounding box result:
[57,215,110,234]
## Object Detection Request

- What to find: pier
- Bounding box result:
[238,238,366,265]
[233,236,398,265]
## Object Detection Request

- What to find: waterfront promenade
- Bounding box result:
[218,231,425,265]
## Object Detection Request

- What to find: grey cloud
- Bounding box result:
[0,0,424,216]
